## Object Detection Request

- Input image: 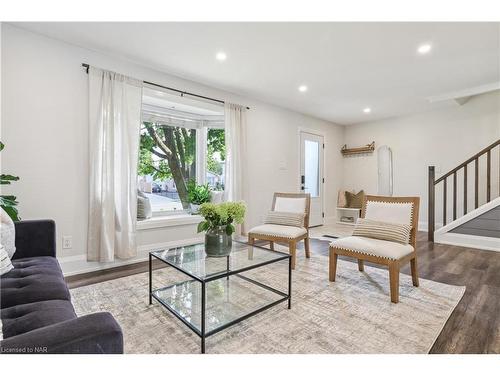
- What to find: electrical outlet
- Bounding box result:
[62,236,73,249]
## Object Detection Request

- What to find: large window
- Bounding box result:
[138,88,225,214]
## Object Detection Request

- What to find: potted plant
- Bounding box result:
[197,202,246,257]
[0,141,21,221]
[187,179,211,214]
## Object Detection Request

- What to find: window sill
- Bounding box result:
[137,214,203,230]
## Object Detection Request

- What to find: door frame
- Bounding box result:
[298,127,325,227]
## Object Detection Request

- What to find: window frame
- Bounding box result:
[139,116,225,217]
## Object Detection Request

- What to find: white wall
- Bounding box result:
[0,24,344,275]
[342,91,500,229]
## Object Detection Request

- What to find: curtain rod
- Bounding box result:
[81,63,250,110]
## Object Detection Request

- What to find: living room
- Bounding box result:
[1,1,499,373]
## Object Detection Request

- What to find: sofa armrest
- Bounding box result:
[0,312,123,354]
[12,220,56,260]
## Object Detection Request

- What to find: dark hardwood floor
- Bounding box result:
[65,232,500,354]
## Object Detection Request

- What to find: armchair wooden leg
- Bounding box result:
[357,259,364,272]
[269,241,274,250]
[410,257,419,287]
[289,241,297,270]
[329,247,338,282]
[248,235,254,260]
[388,261,400,303]
[304,237,311,258]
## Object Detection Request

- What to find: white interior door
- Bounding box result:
[300,131,324,227]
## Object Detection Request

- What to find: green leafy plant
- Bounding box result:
[197,202,246,236]
[187,180,211,205]
[0,141,21,221]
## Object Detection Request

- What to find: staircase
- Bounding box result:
[428,139,500,251]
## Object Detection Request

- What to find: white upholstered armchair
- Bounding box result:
[248,193,311,269]
[329,195,420,303]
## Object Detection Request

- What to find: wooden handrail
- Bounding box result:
[434,139,500,184]
[428,138,500,242]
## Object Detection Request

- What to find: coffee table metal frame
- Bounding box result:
[148,240,292,353]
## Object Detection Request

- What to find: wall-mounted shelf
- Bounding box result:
[341,141,375,156]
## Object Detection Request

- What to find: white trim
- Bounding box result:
[196,125,207,184]
[427,82,500,104]
[136,214,203,230]
[435,197,500,235]
[434,232,500,252]
[59,237,203,277]
[298,127,326,226]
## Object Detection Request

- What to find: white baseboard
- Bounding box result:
[434,232,500,252]
[59,237,202,277]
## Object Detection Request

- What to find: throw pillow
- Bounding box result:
[346,190,365,209]
[1,244,13,276]
[137,195,152,220]
[264,211,305,228]
[352,218,411,245]
[337,190,347,208]
[0,207,16,258]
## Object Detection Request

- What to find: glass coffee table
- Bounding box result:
[149,240,292,353]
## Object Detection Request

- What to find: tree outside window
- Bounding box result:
[138,122,225,212]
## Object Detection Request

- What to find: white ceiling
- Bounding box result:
[13,22,500,125]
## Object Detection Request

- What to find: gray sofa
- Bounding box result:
[0,220,123,354]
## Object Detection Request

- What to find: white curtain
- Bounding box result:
[224,103,247,233]
[87,67,143,262]
[224,103,247,202]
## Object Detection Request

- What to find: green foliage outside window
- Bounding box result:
[138,122,226,209]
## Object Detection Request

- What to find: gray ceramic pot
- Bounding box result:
[205,225,232,257]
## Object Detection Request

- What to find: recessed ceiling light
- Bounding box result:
[363,107,371,113]
[417,43,432,55]
[298,85,308,92]
[215,51,227,61]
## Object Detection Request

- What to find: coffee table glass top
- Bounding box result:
[150,240,289,281]
[153,277,285,334]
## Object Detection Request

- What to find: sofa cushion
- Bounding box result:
[330,236,414,260]
[0,258,70,309]
[1,300,77,339]
[249,224,307,239]
[5,256,64,278]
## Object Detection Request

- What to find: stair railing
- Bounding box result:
[428,139,500,241]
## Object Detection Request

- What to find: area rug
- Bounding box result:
[70,252,465,354]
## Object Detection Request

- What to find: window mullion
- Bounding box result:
[196,123,207,184]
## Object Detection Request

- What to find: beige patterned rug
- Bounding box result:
[70,252,465,354]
